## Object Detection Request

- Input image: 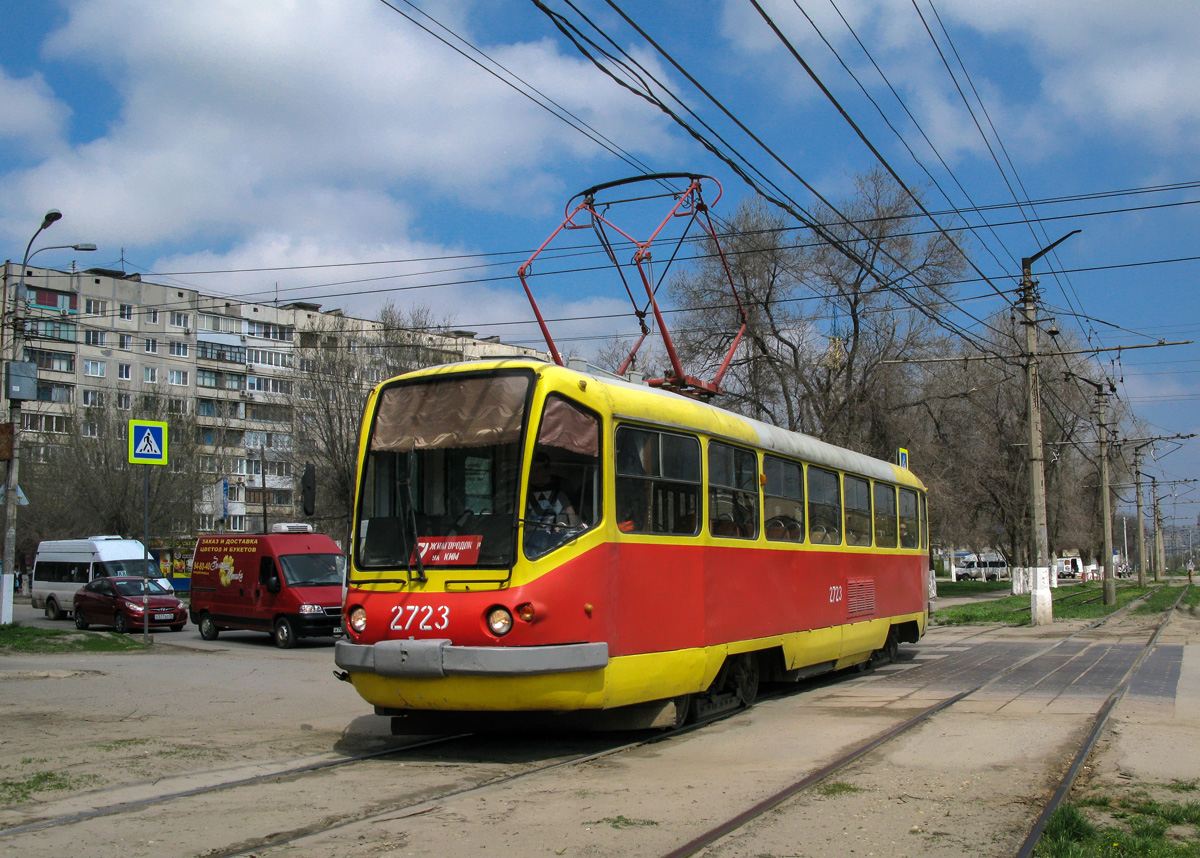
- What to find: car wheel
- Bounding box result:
[198,613,219,640]
[170,623,184,632]
[45,597,62,621]
[114,613,128,634]
[273,617,296,649]
[74,611,89,630]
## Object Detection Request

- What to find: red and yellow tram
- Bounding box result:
[334,358,929,727]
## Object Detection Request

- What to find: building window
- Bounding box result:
[198,514,215,531]
[81,421,99,438]
[224,373,245,391]
[25,349,74,372]
[169,341,189,357]
[117,392,132,410]
[170,311,190,328]
[84,330,107,347]
[85,299,107,316]
[83,360,106,378]
[144,338,158,354]
[227,515,245,532]
[117,364,131,381]
[168,369,189,386]
[28,320,76,341]
[36,382,73,403]
[147,309,159,324]
[119,334,133,350]
[22,413,68,433]
[82,389,105,408]
[144,367,158,384]
[197,369,218,388]
[119,304,133,321]
[168,397,188,414]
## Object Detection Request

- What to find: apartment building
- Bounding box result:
[2,262,544,537]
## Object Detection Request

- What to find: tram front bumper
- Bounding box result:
[334,638,609,679]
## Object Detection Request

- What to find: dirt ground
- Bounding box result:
[1,597,1198,857]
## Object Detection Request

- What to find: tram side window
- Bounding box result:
[525,394,602,558]
[873,482,898,548]
[764,456,804,543]
[708,442,759,539]
[844,475,872,546]
[807,466,842,545]
[899,488,920,548]
[615,426,701,535]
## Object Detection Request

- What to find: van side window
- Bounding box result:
[899,488,920,548]
[807,467,842,545]
[708,442,759,539]
[873,482,898,548]
[764,456,804,543]
[615,426,700,535]
[259,557,279,587]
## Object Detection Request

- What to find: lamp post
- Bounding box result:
[3,212,96,620]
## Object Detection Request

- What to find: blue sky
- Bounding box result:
[3,0,1199,521]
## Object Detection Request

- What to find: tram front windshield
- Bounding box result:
[356,371,531,570]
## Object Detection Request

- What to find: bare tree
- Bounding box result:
[669,170,967,460]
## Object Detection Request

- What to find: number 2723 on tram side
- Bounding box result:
[334,359,930,728]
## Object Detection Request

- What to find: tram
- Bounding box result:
[334,358,929,728]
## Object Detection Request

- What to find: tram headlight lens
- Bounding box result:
[348,606,367,633]
[486,606,513,636]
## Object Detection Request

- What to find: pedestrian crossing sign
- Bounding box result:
[128,420,168,465]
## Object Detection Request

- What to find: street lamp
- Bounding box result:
[2,211,97,622]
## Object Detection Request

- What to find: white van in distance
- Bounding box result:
[31,536,170,620]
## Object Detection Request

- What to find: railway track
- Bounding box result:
[0,587,1189,857]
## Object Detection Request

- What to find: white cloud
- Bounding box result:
[0,68,70,154]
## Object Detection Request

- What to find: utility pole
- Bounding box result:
[1021,230,1079,625]
[1133,447,1149,587]
[1097,390,1115,605]
[1152,476,1165,581]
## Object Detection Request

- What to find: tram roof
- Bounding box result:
[386,359,924,490]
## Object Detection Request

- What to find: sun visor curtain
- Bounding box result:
[370,374,529,452]
[537,394,600,458]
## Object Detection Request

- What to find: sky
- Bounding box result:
[2,0,1200,524]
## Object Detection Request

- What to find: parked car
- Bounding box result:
[73,576,188,633]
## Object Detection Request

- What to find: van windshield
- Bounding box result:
[98,559,159,577]
[279,553,345,587]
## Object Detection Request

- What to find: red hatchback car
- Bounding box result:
[73,576,188,633]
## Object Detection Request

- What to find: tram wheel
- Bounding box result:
[672,694,693,728]
[731,654,760,706]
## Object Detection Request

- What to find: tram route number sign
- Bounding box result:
[412,536,483,565]
[128,420,169,466]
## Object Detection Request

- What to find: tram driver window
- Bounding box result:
[807,467,842,545]
[764,456,804,543]
[899,488,920,549]
[844,475,872,546]
[615,426,700,536]
[525,395,602,558]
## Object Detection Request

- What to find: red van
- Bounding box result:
[189,525,345,648]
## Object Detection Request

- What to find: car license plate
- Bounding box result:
[154,613,174,621]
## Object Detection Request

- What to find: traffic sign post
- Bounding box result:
[129,420,168,644]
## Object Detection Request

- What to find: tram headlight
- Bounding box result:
[348,606,367,634]
[486,606,513,636]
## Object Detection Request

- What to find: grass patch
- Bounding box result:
[935,580,1013,597]
[0,770,94,804]
[817,781,865,797]
[934,583,1154,626]
[586,816,658,829]
[1036,793,1200,857]
[1133,585,1187,615]
[0,623,147,654]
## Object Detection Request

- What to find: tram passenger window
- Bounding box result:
[899,488,919,548]
[525,395,601,558]
[708,443,759,539]
[873,482,898,548]
[807,467,842,545]
[764,456,803,543]
[615,426,700,536]
[844,475,872,546]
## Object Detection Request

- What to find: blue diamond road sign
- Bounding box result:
[128,420,168,466]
